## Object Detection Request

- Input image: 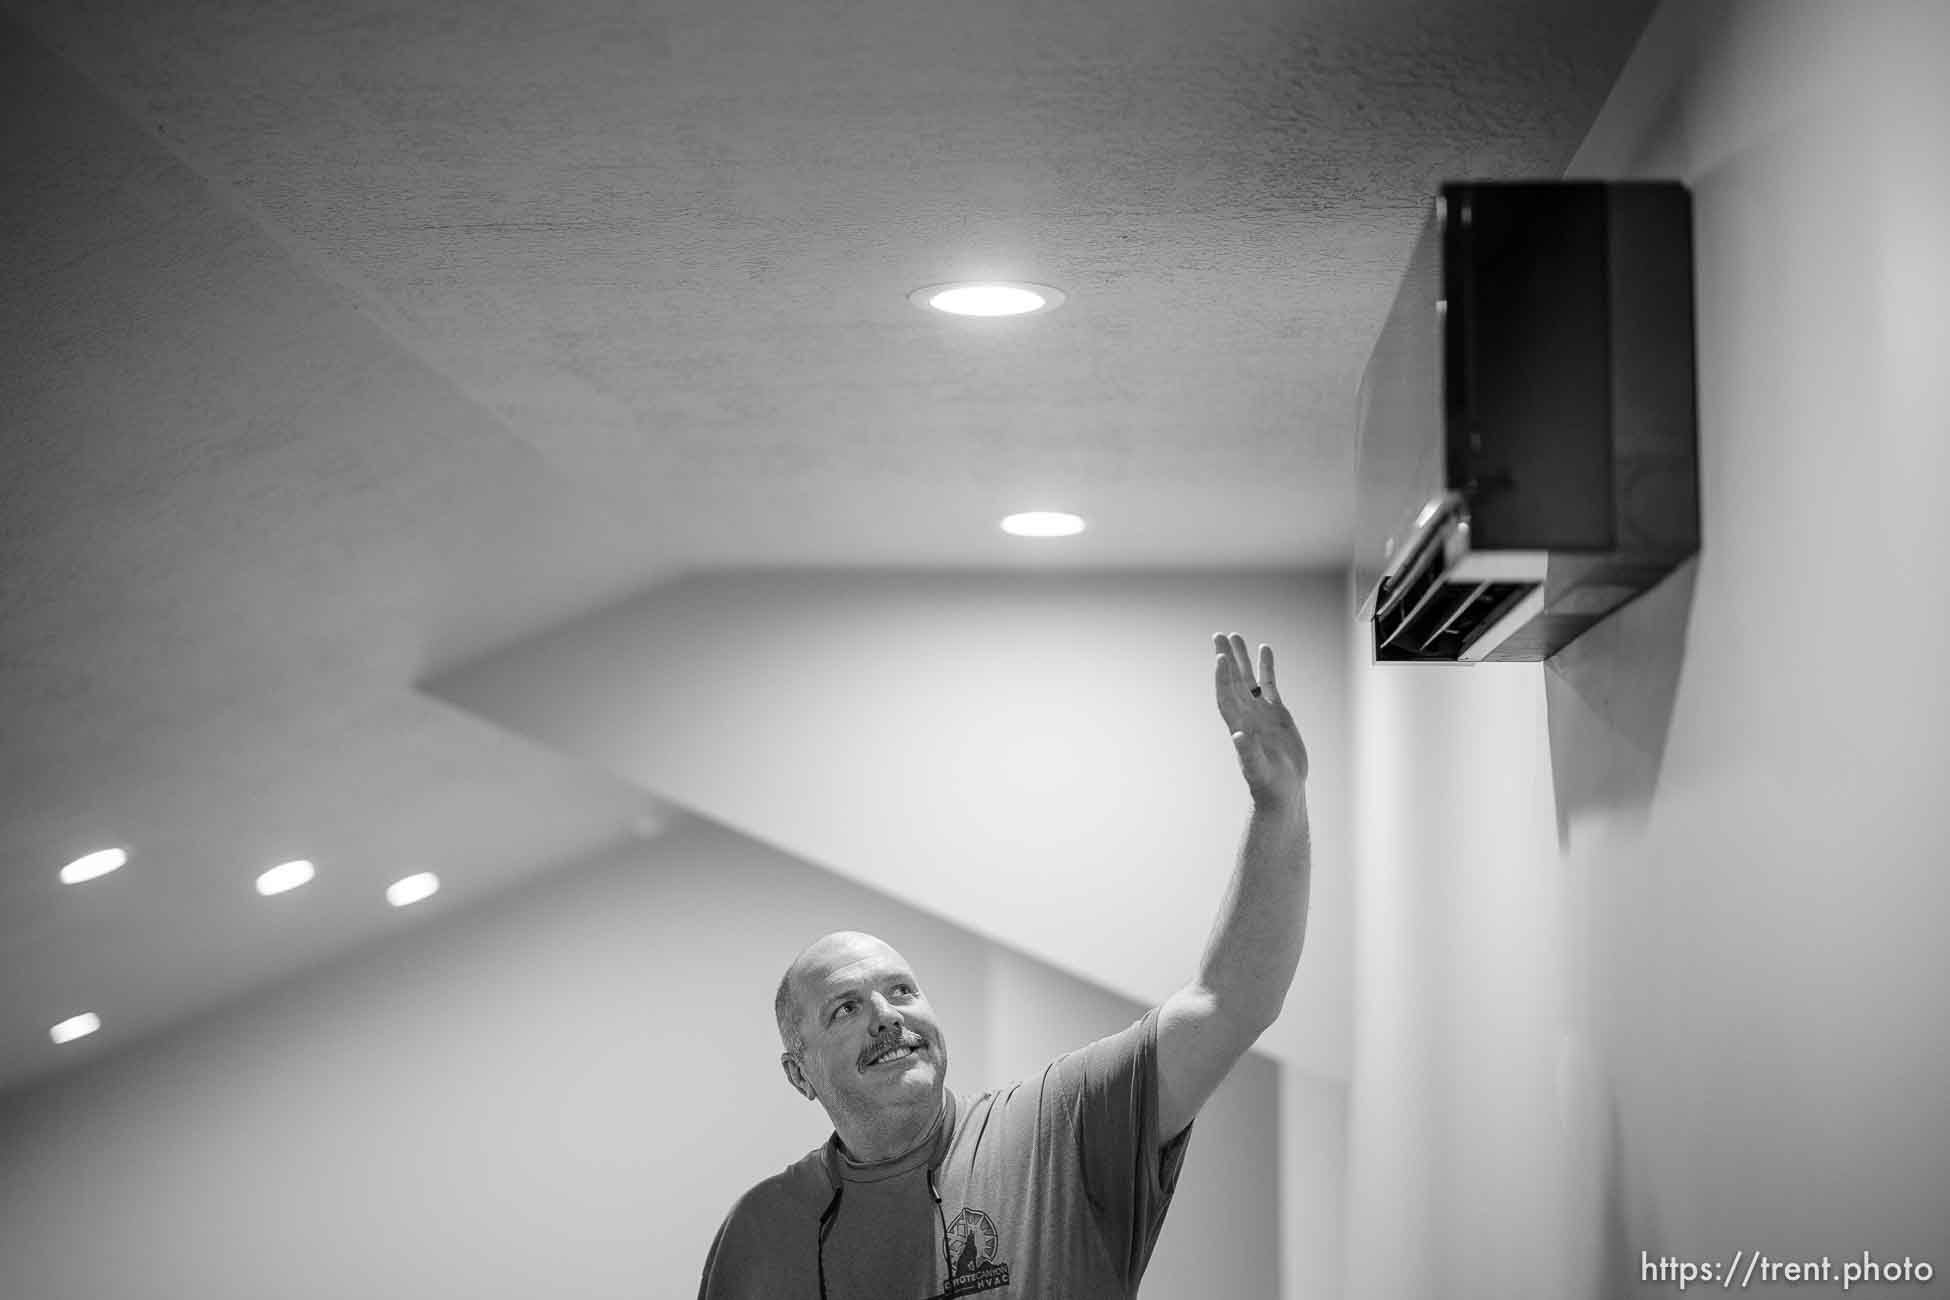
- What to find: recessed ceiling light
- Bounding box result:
[50,1012,101,1045]
[1001,511,1086,537]
[60,848,128,884]
[255,859,315,896]
[387,872,440,908]
[909,282,1068,317]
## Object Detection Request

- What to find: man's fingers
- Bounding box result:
[1215,632,1272,700]
[1229,633,1264,697]
[1218,633,1242,690]
[1214,637,1243,715]
[1215,633,1271,718]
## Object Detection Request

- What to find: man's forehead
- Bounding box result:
[796,936,910,994]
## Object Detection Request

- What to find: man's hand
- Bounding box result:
[1213,632,1309,810]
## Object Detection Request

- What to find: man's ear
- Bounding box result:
[781,1053,814,1101]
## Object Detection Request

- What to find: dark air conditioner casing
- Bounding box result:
[1352,181,1700,663]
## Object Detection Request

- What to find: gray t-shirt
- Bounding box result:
[698,1005,1196,1298]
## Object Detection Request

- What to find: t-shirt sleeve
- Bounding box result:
[695,1188,787,1300]
[698,1208,733,1300]
[695,1202,742,1300]
[1042,1004,1196,1288]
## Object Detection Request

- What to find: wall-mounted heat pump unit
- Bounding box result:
[1352,181,1700,663]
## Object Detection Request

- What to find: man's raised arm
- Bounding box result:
[1156,633,1312,1143]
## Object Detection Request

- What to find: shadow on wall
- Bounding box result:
[1541,556,1698,854]
[1592,1088,1665,1300]
[1544,559,1697,1294]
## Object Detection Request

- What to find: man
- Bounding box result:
[698,632,1313,1298]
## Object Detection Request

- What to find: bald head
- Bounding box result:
[775,930,899,1057]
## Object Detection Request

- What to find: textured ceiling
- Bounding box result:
[0,0,1657,1100]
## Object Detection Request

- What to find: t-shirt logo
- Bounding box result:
[942,1207,1012,1296]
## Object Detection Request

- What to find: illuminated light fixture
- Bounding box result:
[50,1013,101,1045]
[255,859,315,896]
[1001,511,1086,538]
[909,282,1067,317]
[386,872,440,908]
[60,848,127,884]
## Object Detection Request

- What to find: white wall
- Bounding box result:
[0,813,1290,1298]
[427,572,1354,1089]
[1345,2,1950,1296]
